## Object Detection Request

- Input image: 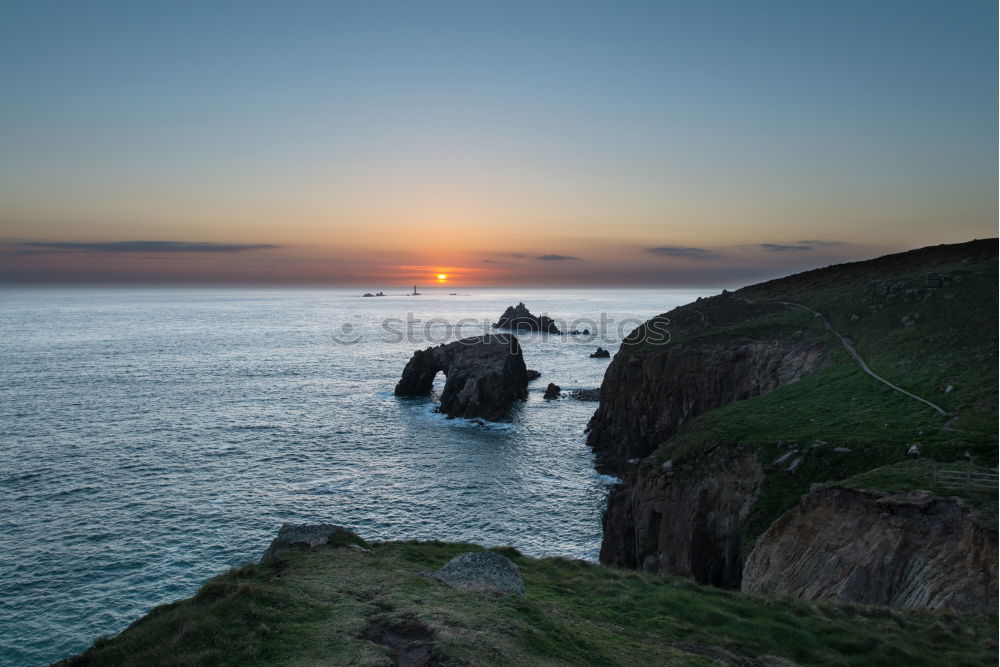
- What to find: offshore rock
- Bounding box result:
[742,486,998,610]
[590,347,611,358]
[543,383,561,399]
[571,388,601,401]
[493,302,561,334]
[395,334,528,421]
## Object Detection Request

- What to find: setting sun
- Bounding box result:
[437,273,447,281]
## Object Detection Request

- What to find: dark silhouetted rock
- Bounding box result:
[261,524,368,562]
[601,450,764,588]
[394,334,528,420]
[431,551,525,595]
[543,383,561,399]
[590,347,611,358]
[525,369,541,381]
[493,302,561,334]
[571,388,600,401]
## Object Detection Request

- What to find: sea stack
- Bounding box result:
[395,334,529,420]
[493,303,561,334]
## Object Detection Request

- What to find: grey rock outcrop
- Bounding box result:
[543,383,561,399]
[395,334,528,421]
[261,524,367,562]
[493,303,561,334]
[430,551,525,595]
[743,486,998,610]
[590,347,611,358]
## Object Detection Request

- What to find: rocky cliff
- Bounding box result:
[587,296,828,472]
[742,486,998,610]
[394,334,528,420]
[591,240,998,611]
[600,449,763,588]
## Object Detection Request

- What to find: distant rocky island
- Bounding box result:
[492,302,561,334]
[59,239,999,665]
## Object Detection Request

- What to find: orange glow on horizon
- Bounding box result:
[393,265,500,286]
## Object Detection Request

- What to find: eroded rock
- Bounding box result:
[493,302,561,334]
[742,486,998,610]
[394,334,528,420]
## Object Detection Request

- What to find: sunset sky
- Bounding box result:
[1,0,996,286]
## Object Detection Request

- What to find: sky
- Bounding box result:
[0,0,996,286]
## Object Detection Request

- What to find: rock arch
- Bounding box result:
[394,334,529,420]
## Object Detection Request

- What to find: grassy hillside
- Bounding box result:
[61,540,997,666]
[740,239,998,431]
[639,240,997,544]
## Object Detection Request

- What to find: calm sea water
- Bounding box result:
[0,286,712,665]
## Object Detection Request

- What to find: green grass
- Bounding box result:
[60,541,998,666]
[835,460,998,531]
[741,254,999,431]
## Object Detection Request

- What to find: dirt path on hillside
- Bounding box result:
[773,301,949,416]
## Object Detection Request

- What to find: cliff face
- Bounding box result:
[600,450,763,588]
[587,300,827,472]
[589,297,827,586]
[742,486,998,611]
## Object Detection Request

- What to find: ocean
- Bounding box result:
[0,286,713,665]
